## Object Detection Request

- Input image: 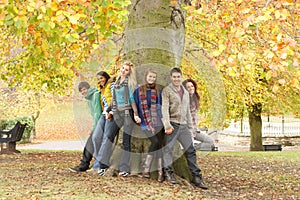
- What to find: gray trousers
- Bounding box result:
[163,122,201,176]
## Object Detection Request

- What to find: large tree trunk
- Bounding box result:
[110,0,191,180]
[248,103,264,151]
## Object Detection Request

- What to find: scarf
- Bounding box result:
[140,86,158,133]
[190,98,197,127]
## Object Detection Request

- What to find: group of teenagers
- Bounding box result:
[69,61,215,190]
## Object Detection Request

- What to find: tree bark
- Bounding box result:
[110,0,191,180]
[248,103,264,151]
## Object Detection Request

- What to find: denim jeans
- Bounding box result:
[163,122,201,176]
[96,116,120,169]
[98,109,134,173]
[92,114,106,169]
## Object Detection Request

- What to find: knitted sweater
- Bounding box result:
[161,83,193,131]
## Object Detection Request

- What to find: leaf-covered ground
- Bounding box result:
[3,102,298,199]
[0,151,299,200]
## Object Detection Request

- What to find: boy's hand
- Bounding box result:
[165,127,174,135]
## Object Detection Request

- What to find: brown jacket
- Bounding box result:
[161,83,193,131]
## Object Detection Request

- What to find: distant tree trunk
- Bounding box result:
[110,0,191,180]
[31,111,40,139]
[248,103,264,151]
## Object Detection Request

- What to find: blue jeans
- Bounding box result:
[98,109,134,172]
[163,122,201,176]
[92,114,106,169]
[96,116,120,169]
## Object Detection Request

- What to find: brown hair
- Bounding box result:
[78,81,90,92]
[139,68,159,96]
[182,79,200,110]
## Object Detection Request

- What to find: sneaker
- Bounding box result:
[69,165,89,172]
[97,168,107,176]
[118,171,129,177]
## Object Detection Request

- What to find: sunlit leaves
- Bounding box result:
[186,0,300,118]
[0,0,131,94]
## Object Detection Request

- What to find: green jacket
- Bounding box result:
[85,88,102,132]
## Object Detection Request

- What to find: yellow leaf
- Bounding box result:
[274,10,281,19]
[40,5,46,13]
[50,2,59,11]
[263,50,274,59]
[71,33,79,39]
[280,52,287,59]
[276,33,282,42]
[37,14,43,20]
[278,79,286,85]
[92,44,99,49]
[272,84,279,93]
[68,15,78,24]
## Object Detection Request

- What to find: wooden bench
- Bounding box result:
[263,144,282,151]
[0,121,27,154]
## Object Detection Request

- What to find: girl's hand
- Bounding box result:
[106,112,113,120]
[134,116,141,124]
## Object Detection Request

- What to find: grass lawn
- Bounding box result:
[0,151,299,200]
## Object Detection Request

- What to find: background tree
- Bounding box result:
[0,0,131,138]
[0,0,131,94]
[185,0,300,150]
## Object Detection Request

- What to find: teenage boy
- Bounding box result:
[161,67,208,189]
[69,81,102,172]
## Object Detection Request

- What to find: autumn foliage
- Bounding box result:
[186,0,299,119]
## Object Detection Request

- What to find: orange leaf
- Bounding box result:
[28,25,35,34]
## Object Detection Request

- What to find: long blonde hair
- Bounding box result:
[115,60,137,91]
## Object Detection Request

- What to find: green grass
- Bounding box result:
[212,151,300,163]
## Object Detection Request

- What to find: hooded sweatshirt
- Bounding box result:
[85,87,102,132]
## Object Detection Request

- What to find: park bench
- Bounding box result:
[0,121,27,154]
[263,144,282,151]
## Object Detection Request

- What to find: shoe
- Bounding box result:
[192,175,208,190]
[165,171,179,184]
[118,171,129,177]
[97,168,107,176]
[69,165,89,172]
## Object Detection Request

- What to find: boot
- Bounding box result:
[165,171,179,184]
[142,154,153,178]
[157,158,164,182]
[191,174,208,190]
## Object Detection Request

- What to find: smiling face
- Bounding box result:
[146,72,157,84]
[185,81,195,95]
[97,75,107,87]
[170,72,182,88]
[120,64,131,77]
[80,87,88,97]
